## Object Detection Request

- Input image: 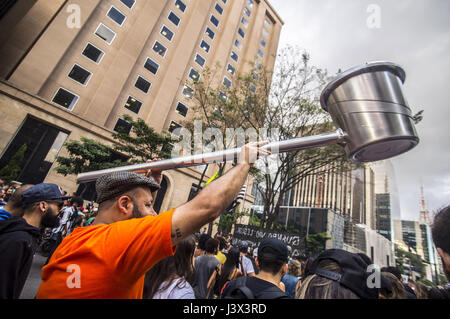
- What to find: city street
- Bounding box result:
[19,253,47,299]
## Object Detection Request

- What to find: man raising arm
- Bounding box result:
[36,141,269,299]
[170,141,269,246]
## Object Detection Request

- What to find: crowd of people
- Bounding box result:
[0,142,448,300]
[143,230,450,300]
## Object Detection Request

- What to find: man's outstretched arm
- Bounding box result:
[170,142,269,246]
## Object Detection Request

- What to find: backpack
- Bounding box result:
[221,276,287,299]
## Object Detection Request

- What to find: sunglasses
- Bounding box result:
[46,200,65,210]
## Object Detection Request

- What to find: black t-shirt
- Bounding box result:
[222,276,289,299]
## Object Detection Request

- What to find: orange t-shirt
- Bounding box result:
[36,209,176,299]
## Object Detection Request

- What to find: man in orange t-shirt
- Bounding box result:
[36,142,270,299]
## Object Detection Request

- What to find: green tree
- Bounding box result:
[112,114,173,163]
[184,45,356,230]
[56,115,173,176]
[395,246,426,278]
[56,137,128,175]
[306,232,331,255]
[0,143,27,183]
[216,208,249,234]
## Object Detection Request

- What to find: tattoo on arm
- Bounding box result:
[172,228,182,239]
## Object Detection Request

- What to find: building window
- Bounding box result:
[114,118,132,134]
[124,96,142,114]
[144,58,159,75]
[135,76,151,93]
[120,0,135,9]
[258,48,264,58]
[223,76,231,88]
[168,120,182,133]
[68,64,92,85]
[243,7,251,17]
[160,25,174,41]
[255,59,262,69]
[219,91,227,102]
[234,39,242,50]
[262,28,269,38]
[82,43,104,64]
[52,88,79,110]
[210,15,219,27]
[189,68,200,82]
[238,27,245,38]
[261,39,267,48]
[175,0,186,12]
[227,63,235,76]
[205,26,215,40]
[168,11,181,26]
[94,23,116,44]
[215,3,223,15]
[200,40,210,53]
[222,0,227,4]
[0,116,69,185]
[249,83,256,93]
[107,6,126,26]
[252,70,259,81]
[241,16,249,28]
[195,53,206,67]
[264,18,272,29]
[153,41,167,57]
[231,51,239,62]
[175,102,188,117]
[182,84,194,99]
[246,0,254,8]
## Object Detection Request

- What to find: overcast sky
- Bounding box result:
[269,0,450,221]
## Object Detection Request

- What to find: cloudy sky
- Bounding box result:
[269,0,450,221]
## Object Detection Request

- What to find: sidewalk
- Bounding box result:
[19,253,47,299]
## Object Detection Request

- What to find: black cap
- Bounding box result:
[95,172,160,204]
[22,183,71,207]
[306,249,392,299]
[238,240,249,253]
[258,238,289,263]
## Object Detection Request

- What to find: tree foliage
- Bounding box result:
[55,137,127,176]
[56,115,173,176]
[184,45,357,230]
[0,143,27,183]
[306,232,331,256]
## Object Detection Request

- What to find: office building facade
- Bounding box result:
[0,0,283,211]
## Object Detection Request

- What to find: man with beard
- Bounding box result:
[429,205,450,299]
[43,196,84,264]
[0,183,68,298]
[36,142,270,299]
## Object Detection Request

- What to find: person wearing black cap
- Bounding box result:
[295,249,392,299]
[0,183,68,299]
[36,142,270,299]
[221,238,289,299]
[238,240,255,277]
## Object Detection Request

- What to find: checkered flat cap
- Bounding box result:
[95,171,160,204]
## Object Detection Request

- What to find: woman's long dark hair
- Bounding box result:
[143,235,196,298]
[215,246,240,294]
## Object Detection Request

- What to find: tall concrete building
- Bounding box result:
[0,0,283,211]
[286,163,376,230]
[393,219,435,280]
[370,160,401,241]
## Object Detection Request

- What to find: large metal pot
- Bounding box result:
[320,61,419,162]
